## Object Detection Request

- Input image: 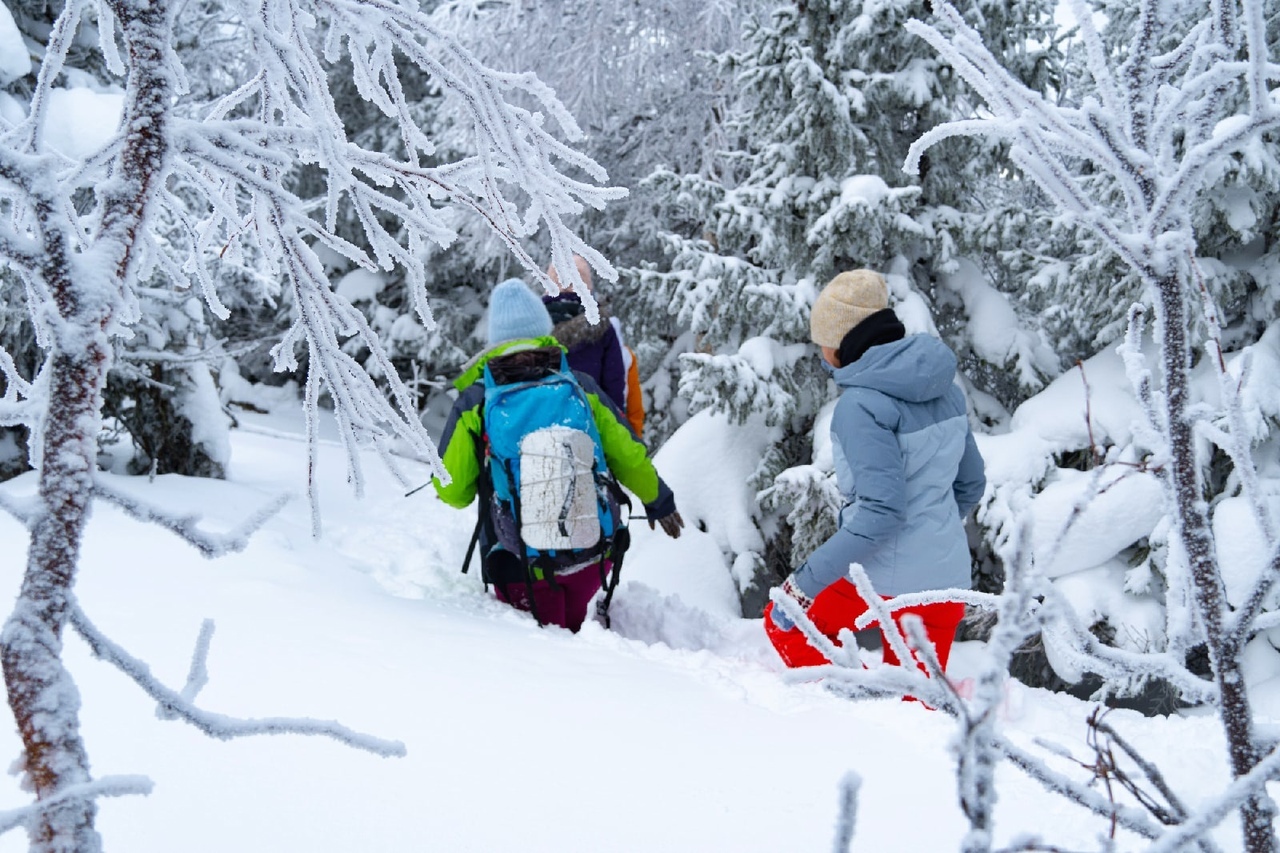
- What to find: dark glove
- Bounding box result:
[649,510,684,539]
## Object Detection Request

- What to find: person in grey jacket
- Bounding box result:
[765,269,986,675]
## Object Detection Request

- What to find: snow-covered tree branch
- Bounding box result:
[69,605,406,757]
[0,0,622,846]
[906,0,1280,848]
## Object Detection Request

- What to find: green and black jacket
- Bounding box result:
[432,337,676,519]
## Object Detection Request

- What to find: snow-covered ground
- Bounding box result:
[0,406,1250,851]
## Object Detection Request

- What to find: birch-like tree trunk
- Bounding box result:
[904,0,1280,846]
[0,0,172,848]
[1155,273,1274,849]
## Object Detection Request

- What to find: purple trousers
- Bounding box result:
[493,561,611,632]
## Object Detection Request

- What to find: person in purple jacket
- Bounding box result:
[543,256,629,419]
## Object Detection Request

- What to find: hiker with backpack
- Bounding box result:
[543,256,635,431]
[764,269,986,679]
[432,278,684,632]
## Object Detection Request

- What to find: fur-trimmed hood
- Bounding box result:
[545,294,614,350]
[542,293,628,412]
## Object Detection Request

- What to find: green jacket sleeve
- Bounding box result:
[432,392,485,509]
[584,382,660,505]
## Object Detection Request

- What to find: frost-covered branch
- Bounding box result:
[769,589,860,669]
[1187,256,1280,646]
[69,603,405,758]
[1038,585,1216,705]
[952,517,1040,852]
[0,333,36,403]
[995,737,1163,841]
[0,776,154,836]
[850,588,999,622]
[1143,742,1280,852]
[846,564,916,672]
[905,0,1280,279]
[3,0,85,157]
[91,480,290,558]
[133,0,627,529]
[901,0,1280,847]
[156,619,214,719]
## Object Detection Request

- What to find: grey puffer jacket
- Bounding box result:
[793,334,986,599]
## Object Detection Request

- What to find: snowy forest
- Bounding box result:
[0,0,1277,849]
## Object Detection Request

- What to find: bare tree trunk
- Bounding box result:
[2,347,109,852]
[1157,275,1276,853]
[0,0,172,847]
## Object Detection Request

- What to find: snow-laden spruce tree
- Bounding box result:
[0,0,255,481]
[627,0,1060,613]
[0,0,618,848]
[432,0,762,243]
[319,0,768,418]
[903,0,1280,847]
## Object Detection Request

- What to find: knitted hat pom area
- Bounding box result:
[487,278,554,346]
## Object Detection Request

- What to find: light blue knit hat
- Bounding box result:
[487,278,553,345]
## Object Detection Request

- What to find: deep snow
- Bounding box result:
[0,405,1251,852]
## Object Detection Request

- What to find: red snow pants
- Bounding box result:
[764,577,965,674]
[493,561,611,633]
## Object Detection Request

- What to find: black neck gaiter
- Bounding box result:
[836,308,906,367]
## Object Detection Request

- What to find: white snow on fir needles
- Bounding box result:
[0,3,28,85]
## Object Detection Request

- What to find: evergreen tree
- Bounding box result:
[1024,0,1280,361]
[0,0,255,480]
[629,0,1060,613]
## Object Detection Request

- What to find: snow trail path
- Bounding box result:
[0,421,1243,851]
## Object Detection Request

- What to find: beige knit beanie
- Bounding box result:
[809,269,889,348]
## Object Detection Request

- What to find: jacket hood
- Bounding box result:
[545,293,613,350]
[454,336,564,390]
[831,334,957,403]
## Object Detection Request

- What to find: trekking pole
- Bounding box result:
[404,481,431,498]
[597,527,630,630]
[460,512,482,574]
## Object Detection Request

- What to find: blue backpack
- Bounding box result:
[481,347,623,582]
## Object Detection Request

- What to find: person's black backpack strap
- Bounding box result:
[595,477,633,629]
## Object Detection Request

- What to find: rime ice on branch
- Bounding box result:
[0,0,621,848]
[905,0,1280,849]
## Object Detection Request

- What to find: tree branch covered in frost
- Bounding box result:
[769,588,861,671]
[826,514,1217,848]
[156,619,215,720]
[1143,742,1280,853]
[0,776,154,836]
[905,0,1280,278]
[904,0,1280,847]
[1037,586,1217,705]
[0,0,620,841]
[1187,256,1280,645]
[69,603,405,758]
[950,518,1040,853]
[994,737,1164,841]
[133,0,625,519]
[91,480,290,558]
[0,0,628,520]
